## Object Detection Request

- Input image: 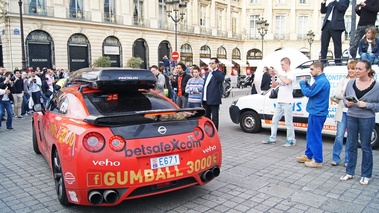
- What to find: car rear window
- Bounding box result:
[83,91,176,115]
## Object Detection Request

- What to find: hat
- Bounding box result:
[28,67,33,71]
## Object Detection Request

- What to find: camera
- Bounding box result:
[346,96,358,103]
[33,79,37,83]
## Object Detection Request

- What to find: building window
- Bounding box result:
[275,15,286,39]
[299,0,307,4]
[276,0,286,3]
[200,6,206,26]
[104,0,115,22]
[250,15,259,39]
[217,9,223,31]
[298,15,308,39]
[134,0,144,26]
[250,0,259,3]
[29,0,46,15]
[158,0,166,29]
[69,0,83,19]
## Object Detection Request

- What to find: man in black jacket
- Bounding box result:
[320,0,350,63]
[11,69,24,118]
[175,62,191,108]
[202,58,225,130]
[0,72,15,130]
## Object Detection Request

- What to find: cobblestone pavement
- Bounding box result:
[0,88,379,213]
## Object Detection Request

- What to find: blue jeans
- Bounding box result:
[332,112,349,164]
[187,102,201,108]
[0,100,13,129]
[32,91,42,105]
[269,102,295,143]
[22,92,30,115]
[360,53,378,65]
[305,115,326,163]
[346,116,374,178]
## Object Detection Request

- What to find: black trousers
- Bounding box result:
[321,21,344,61]
[202,101,220,130]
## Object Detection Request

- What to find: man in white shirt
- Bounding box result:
[262,57,296,147]
[28,70,42,105]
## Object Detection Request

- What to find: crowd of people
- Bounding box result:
[150,57,225,129]
[0,67,70,130]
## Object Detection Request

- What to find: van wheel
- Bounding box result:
[240,111,261,133]
[358,124,379,149]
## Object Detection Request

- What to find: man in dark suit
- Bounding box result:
[202,58,225,130]
[320,0,350,63]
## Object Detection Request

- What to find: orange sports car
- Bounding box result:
[32,68,222,206]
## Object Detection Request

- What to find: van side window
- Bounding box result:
[293,75,311,98]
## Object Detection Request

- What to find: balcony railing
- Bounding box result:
[274,33,288,40]
[133,18,150,28]
[102,13,122,24]
[67,10,91,21]
[180,25,194,33]
[158,21,169,30]
[232,32,242,39]
[24,5,54,17]
[217,30,228,37]
[200,26,212,35]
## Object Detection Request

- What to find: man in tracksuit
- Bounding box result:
[296,61,330,168]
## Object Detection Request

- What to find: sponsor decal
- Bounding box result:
[68,191,78,202]
[202,145,217,154]
[124,139,201,157]
[47,123,77,147]
[87,153,219,186]
[92,159,121,166]
[64,172,76,184]
[118,76,138,80]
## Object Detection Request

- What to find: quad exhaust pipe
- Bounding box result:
[88,190,119,205]
[201,166,221,182]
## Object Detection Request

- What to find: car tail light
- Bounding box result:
[193,127,204,141]
[204,121,215,137]
[109,135,125,152]
[83,132,105,152]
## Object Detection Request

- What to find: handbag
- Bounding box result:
[269,88,278,99]
[44,89,53,97]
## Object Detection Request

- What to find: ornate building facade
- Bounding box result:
[0,0,376,75]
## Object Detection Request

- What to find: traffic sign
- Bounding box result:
[172,51,179,61]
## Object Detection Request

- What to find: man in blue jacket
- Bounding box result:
[296,61,330,168]
[320,0,350,63]
[202,58,225,130]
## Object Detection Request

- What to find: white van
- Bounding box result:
[229,53,379,149]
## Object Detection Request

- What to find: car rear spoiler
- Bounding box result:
[83,107,206,126]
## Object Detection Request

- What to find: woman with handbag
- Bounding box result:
[331,60,357,166]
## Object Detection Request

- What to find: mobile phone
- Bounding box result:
[346,96,358,103]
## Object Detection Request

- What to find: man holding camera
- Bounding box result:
[28,70,42,105]
[0,72,15,130]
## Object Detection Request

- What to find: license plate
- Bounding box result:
[150,154,180,169]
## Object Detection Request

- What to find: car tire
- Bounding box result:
[53,148,70,206]
[358,124,379,149]
[32,121,41,154]
[240,111,261,133]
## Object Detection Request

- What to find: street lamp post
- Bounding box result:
[18,0,27,71]
[166,0,187,52]
[256,17,269,58]
[306,30,315,59]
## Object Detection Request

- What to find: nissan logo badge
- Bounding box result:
[158,126,167,135]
